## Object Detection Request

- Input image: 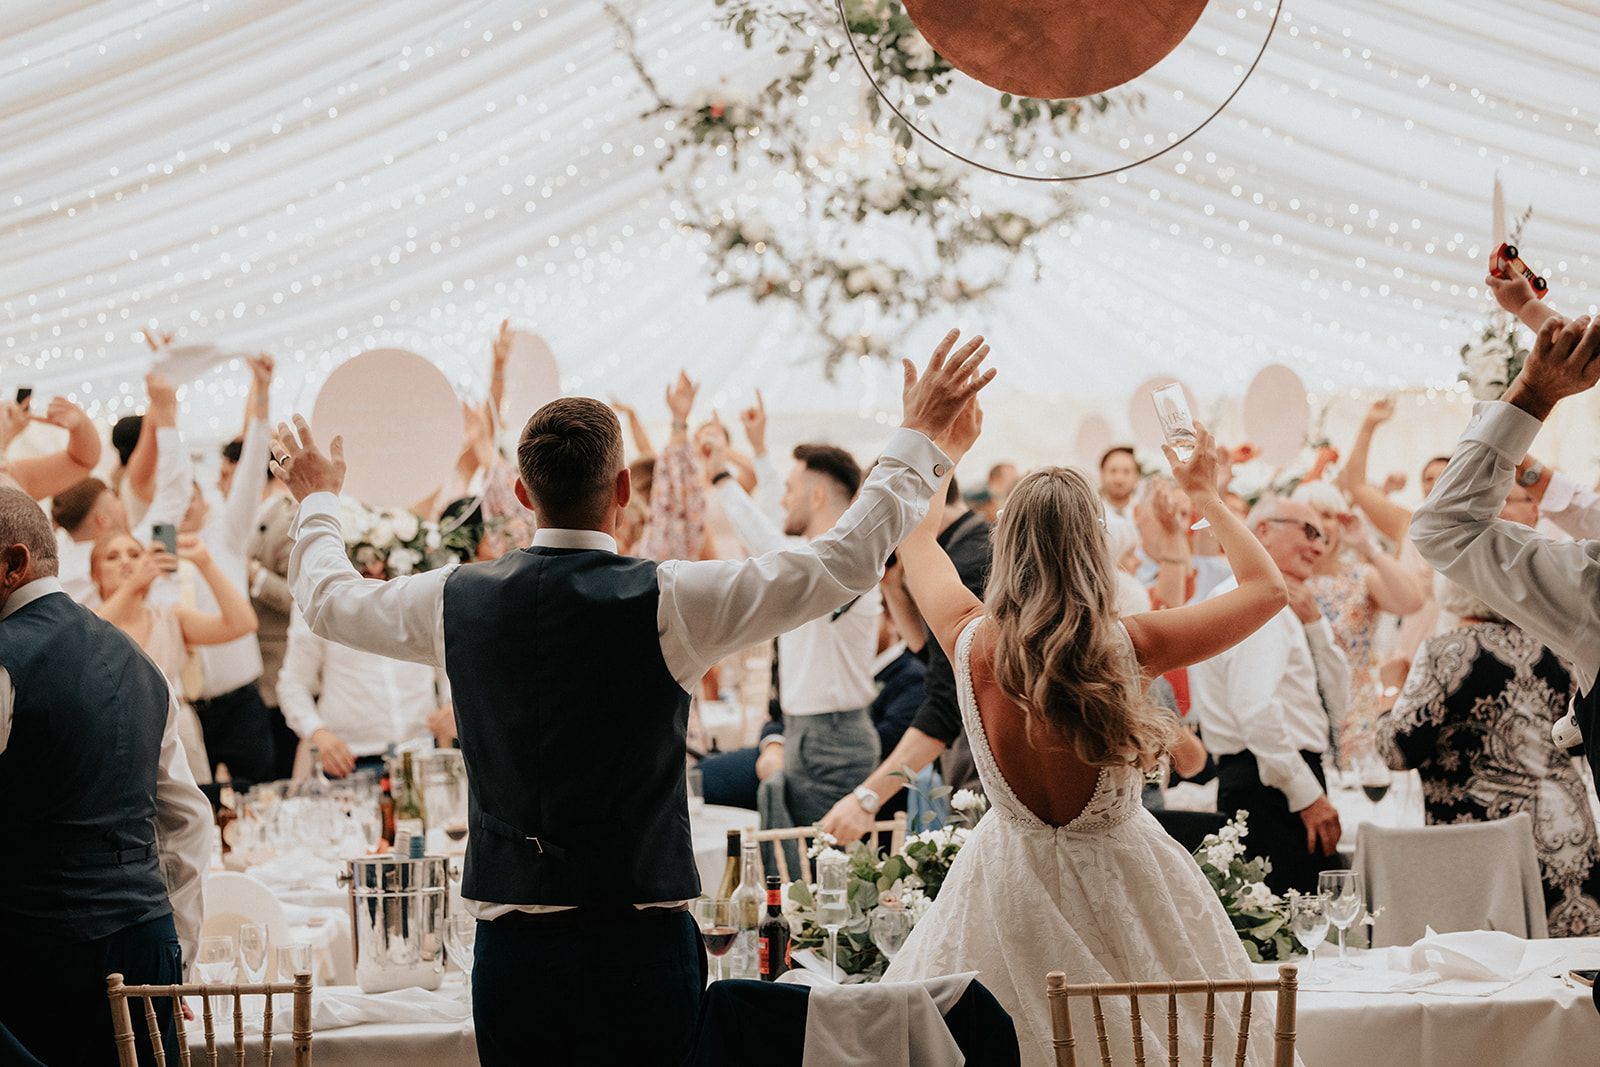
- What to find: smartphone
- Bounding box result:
[1571,969,1598,988]
[151,523,178,556]
[14,387,31,407]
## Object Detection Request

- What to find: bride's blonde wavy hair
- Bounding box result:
[983,467,1177,772]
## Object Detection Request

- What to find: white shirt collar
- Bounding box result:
[1,576,65,621]
[871,641,908,676]
[532,528,618,554]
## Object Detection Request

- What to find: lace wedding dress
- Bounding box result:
[884,618,1292,1066]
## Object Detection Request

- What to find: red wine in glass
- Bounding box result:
[1361,782,1390,804]
[700,926,738,956]
[445,823,469,842]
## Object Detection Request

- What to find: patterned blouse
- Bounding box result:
[638,441,707,565]
[1308,558,1380,768]
[1376,622,1600,937]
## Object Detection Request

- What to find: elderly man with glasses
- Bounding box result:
[1188,496,1352,893]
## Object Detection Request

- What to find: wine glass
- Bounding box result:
[1288,894,1331,986]
[1359,756,1392,817]
[869,906,913,963]
[446,912,477,977]
[237,923,270,1023]
[694,898,737,983]
[1151,383,1210,531]
[195,935,236,1021]
[276,941,312,982]
[816,853,851,983]
[1318,870,1364,969]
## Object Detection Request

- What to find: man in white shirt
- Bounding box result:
[1099,445,1140,523]
[1189,496,1350,894]
[269,330,992,1064]
[279,611,449,777]
[0,488,212,1065]
[713,439,885,830]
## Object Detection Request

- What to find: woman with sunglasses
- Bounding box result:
[1290,481,1424,771]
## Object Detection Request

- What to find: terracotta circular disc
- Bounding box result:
[902,0,1209,99]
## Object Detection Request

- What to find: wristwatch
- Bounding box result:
[852,786,882,815]
[1517,461,1544,488]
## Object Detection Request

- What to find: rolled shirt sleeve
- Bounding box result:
[153,686,214,973]
[1229,621,1325,813]
[1411,401,1600,692]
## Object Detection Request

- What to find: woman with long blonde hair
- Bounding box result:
[883,399,1294,1067]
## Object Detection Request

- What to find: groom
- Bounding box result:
[270,331,994,1064]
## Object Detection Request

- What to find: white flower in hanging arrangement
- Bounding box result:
[1458,321,1528,402]
[899,31,937,71]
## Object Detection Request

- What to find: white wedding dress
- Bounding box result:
[884,618,1291,1067]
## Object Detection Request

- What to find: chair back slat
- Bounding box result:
[748,815,909,887]
[1232,989,1253,1067]
[1046,972,1078,1067]
[105,972,314,1067]
[1166,988,1179,1067]
[1091,992,1112,1066]
[1044,967,1298,1067]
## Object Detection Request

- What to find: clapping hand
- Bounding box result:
[1505,315,1600,421]
[901,330,996,445]
[270,415,347,501]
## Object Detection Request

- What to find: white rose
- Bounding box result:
[387,547,421,576]
[863,175,907,212]
[425,527,443,551]
[740,218,772,245]
[995,216,1028,246]
[390,511,420,543]
[950,788,980,812]
[900,32,937,70]
[367,520,396,550]
[844,268,873,296]
[867,264,896,292]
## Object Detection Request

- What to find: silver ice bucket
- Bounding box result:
[340,854,449,993]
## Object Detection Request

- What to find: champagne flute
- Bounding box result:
[1318,870,1364,969]
[446,912,477,978]
[1289,894,1331,986]
[195,935,236,1021]
[1151,383,1210,531]
[816,853,851,983]
[694,898,737,984]
[869,905,913,963]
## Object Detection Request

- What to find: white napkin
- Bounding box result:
[1388,927,1526,987]
[779,969,976,1067]
[309,983,471,1030]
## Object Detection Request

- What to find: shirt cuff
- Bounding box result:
[291,492,340,536]
[880,428,953,492]
[1281,766,1324,813]
[1542,469,1579,514]
[759,734,784,748]
[1459,401,1543,463]
[1303,617,1336,646]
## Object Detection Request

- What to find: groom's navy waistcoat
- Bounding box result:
[442,546,698,906]
[0,591,173,943]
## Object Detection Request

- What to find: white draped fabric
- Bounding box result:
[2,1,1597,468]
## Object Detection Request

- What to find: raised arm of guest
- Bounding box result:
[4,397,101,501]
[172,534,258,646]
[1141,483,1193,609]
[639,372,708,562]
[215,357,273,553]
[1122,426,1290,679]
[488,319,512,429]
[1336,513,1423,615]
[611,399,656,461]
[1487,270,1561,335]
[739,389,786,520]
[1336,397,1413,547]
[125,334,175,506]
[142,375,194,534]
[1412,315,1600,693]
[880,557,927,655]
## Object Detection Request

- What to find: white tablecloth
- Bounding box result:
[692,802,760,890]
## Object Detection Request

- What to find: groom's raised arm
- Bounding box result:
[656,329,994,691]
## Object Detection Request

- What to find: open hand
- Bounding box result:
[935,397,983,464]
[1505,315,1600,421]
[141,326,174,352]
[901,329,996,444]
[270,415,347,501]
[1363,396,1395,426]
[491,319,513,368]
[665,371,698,425]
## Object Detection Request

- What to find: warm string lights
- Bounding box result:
[0,0,1593,457]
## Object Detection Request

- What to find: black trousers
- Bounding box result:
[472,909,705,1066]
[194,682,275,786]
[0,912,182,1067]
[1216,750,1342,895]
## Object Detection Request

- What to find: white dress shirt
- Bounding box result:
[55,529,98,606]
[286,427,947,915]
[716,478,883,716]
[1411,401,1600,694]
[278,612,445,755]
[0,578,213,970]
[1538,468,1600,542]
[1188,576,1351,812]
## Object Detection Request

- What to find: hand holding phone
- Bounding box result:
[151,523,178,556]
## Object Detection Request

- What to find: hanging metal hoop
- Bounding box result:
[833,0,1284,182]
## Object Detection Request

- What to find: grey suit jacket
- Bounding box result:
[247,493,296,707]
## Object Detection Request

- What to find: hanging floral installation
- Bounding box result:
[605,0,1142,375]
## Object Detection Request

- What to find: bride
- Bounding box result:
[885,398,1293,1066]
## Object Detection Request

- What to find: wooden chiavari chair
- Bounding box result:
[106,970,313,1067]
[748,811,907,883]
[1045,964,1298,1067]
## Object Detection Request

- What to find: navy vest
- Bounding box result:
[0,590,173,944]
[442,547,698,906]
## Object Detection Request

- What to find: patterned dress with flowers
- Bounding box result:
[1376,622,1600,938]
[1308,559,1380,768]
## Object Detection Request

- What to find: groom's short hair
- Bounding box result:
[517,398,625,529]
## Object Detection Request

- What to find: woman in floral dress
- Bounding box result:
[1291,482,1423,768]
[1376,578,1600,937]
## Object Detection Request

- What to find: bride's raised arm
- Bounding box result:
[900,394,988,663]
[1122,424,1288,678]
